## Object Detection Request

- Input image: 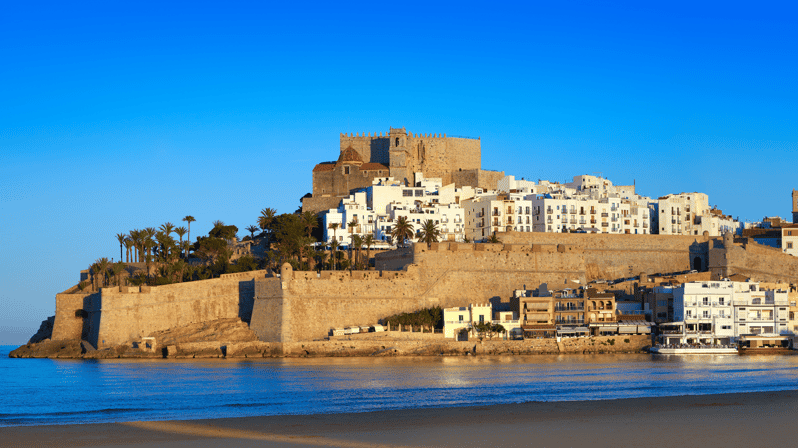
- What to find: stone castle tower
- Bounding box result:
[301,127,505,213]
[792,189,798,223]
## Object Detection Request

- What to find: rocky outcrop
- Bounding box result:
[28,316,55,344]
[9,339,82,358]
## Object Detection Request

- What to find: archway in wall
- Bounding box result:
[693,256,702,271]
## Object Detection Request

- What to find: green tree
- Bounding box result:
[488,233,500,244]
[174,226,187,258]
[124,236,134,263]
[418,219,440,248]
[258,208,276,233]
[194,236,231,265]
[111,261,126,286]
[182,216,196,252]
[347,220,357,269]
[391,216,414,248]
[301,211,318,238]
[245,225,259,239]
[351,234,363,269]
[115,233,127,262]
[363,234,374,269]
[328,222,339,270]
[94,257,110,289]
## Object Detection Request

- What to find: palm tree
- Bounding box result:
[328,222,339,270]
[182,216,196,249]
[391,216,414,248]
[329,239,339,271]
[418,219,441,248]
[347,220,357,267]
[212,220,225,229]
[488,233,500,244]
[111,261,126,286]
[245,225,259,239]
[301,211,318,238]
[115,233,127,262]
[94,257,110,289]
[160,222,175,237]
[363,234,374,269]
[124,236,133,263]
[175,227,187,258]
[352,234,363,269]
[258,208,276,232]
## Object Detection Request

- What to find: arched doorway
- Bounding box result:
[693,256,702,271]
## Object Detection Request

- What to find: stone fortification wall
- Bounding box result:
[51,292,97,341]
[340,132,390,165]
[79,270,272,348]
[710,240,798,284]
[253,244,587,343]
[451,169,505,191]
[498,232,710,280]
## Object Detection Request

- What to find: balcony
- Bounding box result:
[601,222,609,227]
[555,305,585,312]
[492,211,501,216]
[546,208,553,214]
[556,319,585,325]
[601,213,609,217]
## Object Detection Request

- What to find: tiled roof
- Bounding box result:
[337,146,364,164]
[312,162,336,172]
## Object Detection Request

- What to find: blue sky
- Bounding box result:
[1,1,797,344]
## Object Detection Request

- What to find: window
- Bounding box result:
[402,190,413,197]
[479,315,484,323]
[395,137,400,146]
[459,315,463,322]
[415,190,423,197]
[788,242,794,249]
[344,166,350,175]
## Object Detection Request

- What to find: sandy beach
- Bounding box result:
[2,390,796,447]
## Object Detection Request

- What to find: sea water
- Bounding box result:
[2,345,798,427]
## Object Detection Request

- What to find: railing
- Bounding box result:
[601,222,609,227]
[492,211,501,216]
[555,306,585,311]
[601,213,609,217]
[556,319,585,325]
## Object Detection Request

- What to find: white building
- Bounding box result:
[661,281,791,345]
[443,303,520,340]
[782,225,798,257]
[654,193,741,236]
[530,195,650,235]
[323,175,471,246]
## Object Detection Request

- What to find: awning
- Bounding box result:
[618,325,637,334]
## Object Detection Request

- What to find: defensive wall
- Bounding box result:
[52,270,273,348]
[710,236,798,284]
[47,232,796,351]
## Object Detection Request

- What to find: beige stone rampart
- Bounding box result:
[87,270,273,348]
[710,241,798,284]
[52,292,97,341]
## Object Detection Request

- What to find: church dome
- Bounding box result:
[337,146,364,165]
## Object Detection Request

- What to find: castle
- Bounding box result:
[301,127,504,213]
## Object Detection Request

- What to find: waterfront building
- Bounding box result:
[443,303,520,340]
[658,280,791,346]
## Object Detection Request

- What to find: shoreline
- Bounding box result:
[3,390,797,447]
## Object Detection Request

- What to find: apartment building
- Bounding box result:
[654,193,741,236]
[530,195,650,234]
[658,281,791,346]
